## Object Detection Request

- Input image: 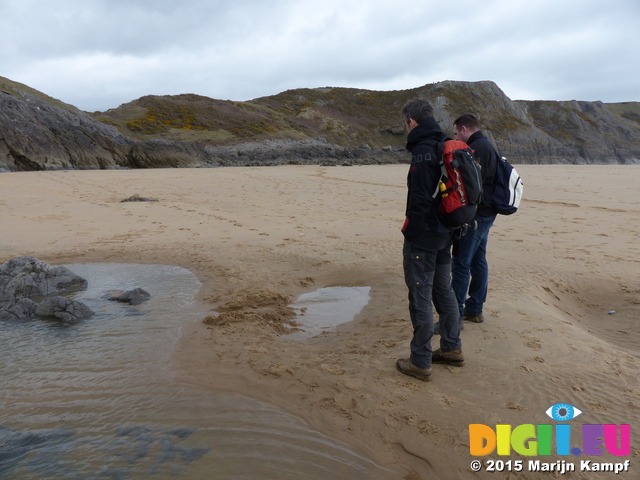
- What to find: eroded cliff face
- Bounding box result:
[0,88,133,171]
[1,76,639,171]
[426,80,640,164]
[513,99,640,164]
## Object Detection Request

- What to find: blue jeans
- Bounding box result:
[403,236,461,369]
[451,215,496,318]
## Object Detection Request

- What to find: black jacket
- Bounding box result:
[402,117,450,243]
[467,130,499,217]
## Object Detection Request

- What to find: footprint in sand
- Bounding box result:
[525,338,542,350]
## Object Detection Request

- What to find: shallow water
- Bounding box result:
[0,264,394,479]
[287,286,371,340]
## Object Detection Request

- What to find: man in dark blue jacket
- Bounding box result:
[395,99,464,382]
[451,114,499,325]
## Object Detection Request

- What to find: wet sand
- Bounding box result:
[1,164,639,479]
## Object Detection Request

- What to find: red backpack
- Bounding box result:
[433,140,483,229]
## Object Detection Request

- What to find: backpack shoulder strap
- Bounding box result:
[430,140,449,199]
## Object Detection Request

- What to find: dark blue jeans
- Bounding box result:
[451,215,496,318]
[403,236,461,369]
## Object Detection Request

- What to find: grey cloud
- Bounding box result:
[1,0,639,111]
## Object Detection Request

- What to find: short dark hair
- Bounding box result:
[453,114,480,130]
[402,99,434,124]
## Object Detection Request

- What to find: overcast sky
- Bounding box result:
[2,0,639,112]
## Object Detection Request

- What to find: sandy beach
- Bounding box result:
[1,164,639,479]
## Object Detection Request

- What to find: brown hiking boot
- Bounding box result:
[463,313,484,323]
[432,348,465,367]
[396,358,432,381]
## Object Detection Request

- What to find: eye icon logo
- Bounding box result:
[545,403,582,422]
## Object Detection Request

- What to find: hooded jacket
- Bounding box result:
[467,130,499,217]
[402,117,450,244]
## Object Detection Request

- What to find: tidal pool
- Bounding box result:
[286,286,371,340]
[0,264,393,479]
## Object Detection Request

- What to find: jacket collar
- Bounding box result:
[467,130,487,144]
[406,117,445,151]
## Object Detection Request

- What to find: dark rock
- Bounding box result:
[125,139,207,168]
[120,195,158,203]
[0,256,88,302]
[0,425,76,475]
[34,296,95,323]
[0,296,94,323]
[0,256,93,323]
[0,87,134,171]
[108,288,151,305]
[199,138,404,167]
[0,298,38,321]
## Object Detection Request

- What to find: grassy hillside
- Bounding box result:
[90,81,546,149]
[93,94,297,143]
[0,76,79,112]
[92,88,413,148]
[4,74,639,164]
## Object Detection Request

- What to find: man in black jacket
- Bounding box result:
[395,99,464,382]
[451,114,499,325]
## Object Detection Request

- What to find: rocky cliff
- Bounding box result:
[0,77,134,171]
[2,75,639,171]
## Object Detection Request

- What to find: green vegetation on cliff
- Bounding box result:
[0,76,78,112]
[3,74,640,167]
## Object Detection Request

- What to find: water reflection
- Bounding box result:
[286,286,371,340]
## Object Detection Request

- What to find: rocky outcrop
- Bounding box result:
[513,100,640,164]
[426,81,640,164]
[0,256,94,323]
[126,139,208,168]
[0,256,88,302]
[0,86,134,171]
[2,76,639,169]
[0,298,38,322]
[0,295,93,323]
[97,82,640,166]
[120,137,403,168]
[34,296,95,323]
[108,288,151,305]
[201,138,404,167]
